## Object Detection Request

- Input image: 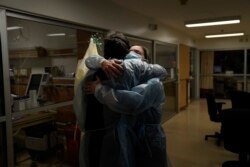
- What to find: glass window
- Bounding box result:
[247,49,250,74]
[7,16,103,166]
[214,50,244,74]
[200,50,245,98]
[0,40,7,166]
[7,17,79,110]
[155,42,178,120]
[0,123,7,167]
[214,76,242,98]
[246,76,250,92]
[155,43,177,69]
[0,39,5,116]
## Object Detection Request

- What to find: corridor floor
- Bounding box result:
[163,98,237,167]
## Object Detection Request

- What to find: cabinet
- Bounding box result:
[9,47,48,59]
[43,79,74,103]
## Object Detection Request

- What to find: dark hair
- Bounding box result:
[104,31,130,60]
[141,46,148,60]
[131,44,149,60]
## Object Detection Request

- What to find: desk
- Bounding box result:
[13,111,57,164]
[13,111,56,133]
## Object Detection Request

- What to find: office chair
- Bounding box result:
[221,109,250,167]
[205,93,225,146]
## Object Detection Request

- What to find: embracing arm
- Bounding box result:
[85,55,123,77]
[94,78,165,115]
[85,55,104,70]
[136,60,167,81]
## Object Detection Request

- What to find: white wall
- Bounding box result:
[0,0,194,46]
[2,0,250,50]
[196,36,250,50]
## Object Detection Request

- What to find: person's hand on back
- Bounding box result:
[101,59,123,78]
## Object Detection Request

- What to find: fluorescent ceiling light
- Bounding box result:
[185,16,240,28]
[205,32,244,38]
[46,33,66,37]
[7,26,23,31]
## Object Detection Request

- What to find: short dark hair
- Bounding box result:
[141,46,148,60]
[104,31,130,60]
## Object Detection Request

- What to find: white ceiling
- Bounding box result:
[109,0,250,40]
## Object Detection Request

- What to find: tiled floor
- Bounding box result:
[163,98,238,167]
[16,98,238,167]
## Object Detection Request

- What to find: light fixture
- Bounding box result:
[205,32,244,38]
[46,33,66,37]
[7,26,23,31]
[185,16,240,28]
[148,24,158,31]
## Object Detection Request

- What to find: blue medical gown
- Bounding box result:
[85,52,167,90]
[74,52,168,167]
[74,70,107,167]
[95,78,167,167]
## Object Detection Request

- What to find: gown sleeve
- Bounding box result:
[94,78,165,115]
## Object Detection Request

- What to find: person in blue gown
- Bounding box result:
[74,31,168,167]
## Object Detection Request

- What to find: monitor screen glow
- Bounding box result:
[214,66,222,73]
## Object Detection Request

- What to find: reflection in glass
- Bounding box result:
[200,50,245,98]
[214,76,243,98]
[246,76,250,93]
[155,42,178,121]
[214,50,244,74]
[7,17,78,110]
[161,82,177,122]
[7,15,106,166]
[247,49,250,74]
[155,43,177,81]
[155,43,177,69]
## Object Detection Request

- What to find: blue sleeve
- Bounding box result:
[85,55,105,70]
[94,78,165,115]
[124,52,167,82]
[135,60,167,82]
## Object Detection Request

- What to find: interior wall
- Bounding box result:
[0,0,194,46]
[2,0,250,50]
[196,37,250,50]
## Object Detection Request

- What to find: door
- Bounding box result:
[179,44,190,109]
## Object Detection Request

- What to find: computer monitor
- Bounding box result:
[214,66,222,73]
[25,73,49,98]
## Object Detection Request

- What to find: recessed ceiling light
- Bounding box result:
[205,32,244,38]
[7,26,23,31]
[46,33,66,37]
[185,16,240,28]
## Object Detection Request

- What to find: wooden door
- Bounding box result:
[179,44,190,109]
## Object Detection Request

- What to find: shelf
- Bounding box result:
[9,49,39,59]
[12,100,73,118]
[47,48,76,57]
[9,48,76,58]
